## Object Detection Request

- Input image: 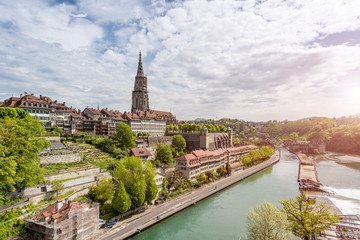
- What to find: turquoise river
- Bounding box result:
[130,148,360,240]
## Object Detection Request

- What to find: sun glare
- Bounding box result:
[346,86,360,104]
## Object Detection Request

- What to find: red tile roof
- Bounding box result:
[151,110,174,117]
[70,112,84,118]
[84,107,102,115]
[131,147,152,157]
[35,200,84,224]
[176,145,257,168]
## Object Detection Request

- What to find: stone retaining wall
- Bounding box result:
[40,153,83,164]
[45,167,100,182]
[148,136,173,148]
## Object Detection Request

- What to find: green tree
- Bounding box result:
[144,161,158,204]
[111,181,131,213]
[155,143,174,166]
[172,135,186,152]
[113,156,147,209]
[232,138,240,145]
[239,154,252,167]
[219,125,226,132]
[162,177,167,192]
[172,134,186,158]
[205,170,216,182]
[196,173,207,184]
[112,122,136,150]
[216,166,227,177]
[247,202,292,240]
[0,108,49,193]
[90,177,115,204]
[281,192,340,240]
[51,181,64,198]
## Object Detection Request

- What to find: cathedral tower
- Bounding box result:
[131,52,149,113]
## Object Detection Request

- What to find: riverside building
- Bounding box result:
[175,144,258,180]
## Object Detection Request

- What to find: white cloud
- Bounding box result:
[1,0,360,121]
[0,0,103,50]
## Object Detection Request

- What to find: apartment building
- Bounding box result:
[2,93,51,126]
[175,144,258,181]
[26,199,99,240]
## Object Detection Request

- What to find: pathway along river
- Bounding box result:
[130,149,360,240]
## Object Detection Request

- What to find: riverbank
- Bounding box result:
[295,152,343,215]
[101,150,280,240]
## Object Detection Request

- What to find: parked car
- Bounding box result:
[104,221,116,228]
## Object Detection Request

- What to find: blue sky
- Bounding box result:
[1,0,360,121]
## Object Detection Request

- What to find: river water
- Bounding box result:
[131,149,360,240]
[315,152,360,215]
[131,148,300,240]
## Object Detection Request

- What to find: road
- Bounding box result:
[101,150,280,240]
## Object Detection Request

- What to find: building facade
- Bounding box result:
[1,93,76,133]
[175,144,258,180]
[2,93,51,126]
[26,200,99,240]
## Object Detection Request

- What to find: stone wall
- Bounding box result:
[4,172,110,205]
[45,136,61,142]
[45,167,100,182]
[167,132,201,150]
[208,132,232,150]
[148,136,173,148]
[167,132,232,151]
[40,152,83,164]
[23,182,52,197]
[22,172,110,198]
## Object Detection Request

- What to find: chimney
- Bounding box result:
[24,92,27,95]
[20,93,23,97]
[56,200,63,211]
[40,94,42,98]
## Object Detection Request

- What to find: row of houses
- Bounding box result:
[283,140,326,153]
[175,144,259,180]
[0,93,176,136]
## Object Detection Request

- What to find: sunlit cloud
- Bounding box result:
[0,0,360,121]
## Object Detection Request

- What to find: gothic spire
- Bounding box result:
[137,51,144,76]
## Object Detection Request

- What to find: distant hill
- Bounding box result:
[296,116,320,121]
[195,118,207,121]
